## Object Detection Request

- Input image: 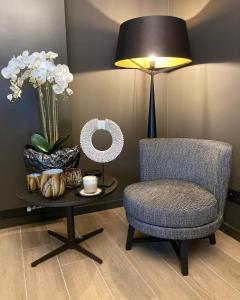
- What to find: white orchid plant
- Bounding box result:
[1,50,73,151]
[1,50,73,101]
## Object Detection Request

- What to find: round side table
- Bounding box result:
[17,175,118,267]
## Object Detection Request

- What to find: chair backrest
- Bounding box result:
[139,138,232,216]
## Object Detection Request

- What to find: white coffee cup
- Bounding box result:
[83,175,98,194]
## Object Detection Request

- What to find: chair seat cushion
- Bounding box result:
[123,180,218,228]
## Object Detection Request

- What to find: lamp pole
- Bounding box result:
[130,59,159,138]
[148,58,157,138]
[148,71,157,138]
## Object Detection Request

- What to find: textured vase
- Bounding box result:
[64,168,82,188]
[41,169,65,198]
[23,145,80,173]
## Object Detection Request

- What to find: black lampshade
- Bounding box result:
[115,15,192,69]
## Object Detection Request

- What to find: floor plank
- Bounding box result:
[0,227,8,235]
[103,218,201,300]
[93,208,124,225]
[62,259,113,300]
[46,219,87,266]
[83,226,156,300]
[153,242,240,300]
[216,230,240,262]
[1,208,240,300]
[0,232,26,300]
[193,239,240,292]
[23,244,69,300]
[21,222,50,250]
[0,225,20,237]
[129,245,201,300]
[75,212,102,234]
[113,207,127,222]
[94,213,128,251]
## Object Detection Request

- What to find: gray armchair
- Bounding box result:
[123,138,232,275]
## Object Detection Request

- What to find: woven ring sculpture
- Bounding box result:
[80,119,124,163]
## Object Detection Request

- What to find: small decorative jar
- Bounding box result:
[64,168,82,188]
[26,173,41,192]
[41,169,65,198]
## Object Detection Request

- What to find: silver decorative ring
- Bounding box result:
[80,119,124,163]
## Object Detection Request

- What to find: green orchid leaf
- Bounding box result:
[49,134,70,154]
[25,144,40,152]
[31,133,51,153]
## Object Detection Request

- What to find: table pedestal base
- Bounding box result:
[31,206,103,267]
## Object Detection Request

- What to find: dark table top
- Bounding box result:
[17,175,126,208]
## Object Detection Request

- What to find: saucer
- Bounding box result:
[79,188,102,197]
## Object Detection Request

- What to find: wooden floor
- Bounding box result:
[0,207,240,300]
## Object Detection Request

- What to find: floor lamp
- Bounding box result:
[114,16,192,138]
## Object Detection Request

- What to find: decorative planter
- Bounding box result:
[23,145,80,174]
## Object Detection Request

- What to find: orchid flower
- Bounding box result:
[1,50,73,101]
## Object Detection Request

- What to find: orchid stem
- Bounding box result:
[52,88,59,142]
[38,86,48,142]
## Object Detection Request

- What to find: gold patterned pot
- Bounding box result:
[40,169,65,198]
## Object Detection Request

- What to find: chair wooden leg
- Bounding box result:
[180,240,188,276]
[126,224,135,250]
[209,233,216,245]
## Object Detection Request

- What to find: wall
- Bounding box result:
[0,0,169,213]
[0,0,68,210]
[167,0,240,232]
[167,0,240,189]
[1,0,238,234]
[66,0,240,191]
[65,0,168,183]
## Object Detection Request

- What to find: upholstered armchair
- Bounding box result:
[123,138,232,275]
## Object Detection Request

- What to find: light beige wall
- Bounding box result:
[167,0,240,190]
[65,0,168,182]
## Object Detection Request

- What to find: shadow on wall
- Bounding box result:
[65,0,119,73]
[188,0,240,65]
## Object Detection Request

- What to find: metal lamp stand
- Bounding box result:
[148,71,157,138]
[130,59,169,138]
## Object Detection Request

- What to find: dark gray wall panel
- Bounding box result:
[64,0,168,184]
[168,0,240,231]
[0,0,68,210]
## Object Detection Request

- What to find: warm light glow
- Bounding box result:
[115,57,192,69]
[148,55,156,62]
[148,55,156,68]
